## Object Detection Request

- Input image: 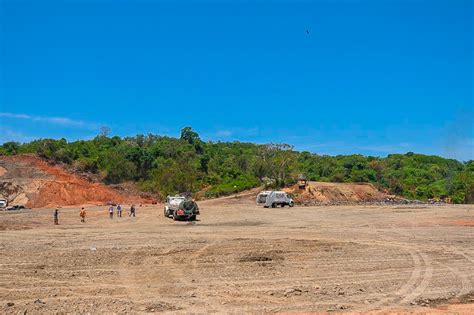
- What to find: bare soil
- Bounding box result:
[1,195,473,314]
[0,155,155,208]
[285,181,390,205]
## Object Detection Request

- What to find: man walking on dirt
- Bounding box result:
[109,206,114,219]
[54,209,59,225]
[129,204,136,217]
[117,204,122,217]
[80,207,86,223]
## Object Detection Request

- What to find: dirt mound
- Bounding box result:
[284,181,389,205]
[0,155,156,208]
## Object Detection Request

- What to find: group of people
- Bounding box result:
[53,204,137,225]
[108,204,136,219]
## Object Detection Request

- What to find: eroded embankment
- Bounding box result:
[284,181,391,205]
[0,155,155,208]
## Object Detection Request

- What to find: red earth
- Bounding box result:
[0,155,156,208]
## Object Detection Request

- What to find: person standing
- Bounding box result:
[109,206,114,219]
[117,204,122,218]
[130,204,136,217]
[80,207,86,223]
[54,209,59,225]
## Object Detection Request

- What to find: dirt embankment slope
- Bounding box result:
[0,155,155,208]
[285,181,390,205]
[201,181,393,206]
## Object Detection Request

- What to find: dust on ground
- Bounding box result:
[1,195,473,314]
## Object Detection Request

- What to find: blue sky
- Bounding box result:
[1,0,472,160]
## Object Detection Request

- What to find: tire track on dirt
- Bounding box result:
[443,263,472,297]
[381,228,434,306]
[399,252,433,304]
[188,240,248,310]
[117,248,143,303]
[348,223,436,312]
[359,250,425,311]
[117,246,188,306]
[389,222,473,302]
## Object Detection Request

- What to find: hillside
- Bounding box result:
[1,129,473,203]
[0,155,156,208]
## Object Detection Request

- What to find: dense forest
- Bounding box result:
[1,127,473,203]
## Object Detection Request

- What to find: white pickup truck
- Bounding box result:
[262,191,294,208]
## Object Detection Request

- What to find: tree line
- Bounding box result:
[1,127,473,203]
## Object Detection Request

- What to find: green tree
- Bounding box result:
[1,142,20,155]
[3,131,473,203]
[102,151,137,184]
[180,127,200,145]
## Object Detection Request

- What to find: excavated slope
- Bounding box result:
[284,181,389,205]
[0,155,155,208]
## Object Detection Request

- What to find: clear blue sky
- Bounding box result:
[1,0,472,160]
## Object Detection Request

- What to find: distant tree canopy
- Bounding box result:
[1,127,473,203]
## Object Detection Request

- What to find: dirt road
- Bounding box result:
[1,197,473,313]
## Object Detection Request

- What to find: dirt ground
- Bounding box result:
[1,196,473,314]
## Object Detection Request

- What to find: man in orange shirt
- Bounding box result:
[80,207,86,223]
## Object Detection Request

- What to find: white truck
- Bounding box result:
[164,195,200,221]
[263,191,294,208]
[0,199,7,209]
[256,191,272,205]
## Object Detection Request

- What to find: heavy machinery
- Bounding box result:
[297,174,308,190]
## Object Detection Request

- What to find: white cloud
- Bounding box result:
[216,130,233,137]
[0,112,95,128]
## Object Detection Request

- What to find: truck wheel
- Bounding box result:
[271,203,276,208]
[289,202,294,207]
[181,200,197,212]
[281,204,285,207]
[189,214,196,221]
